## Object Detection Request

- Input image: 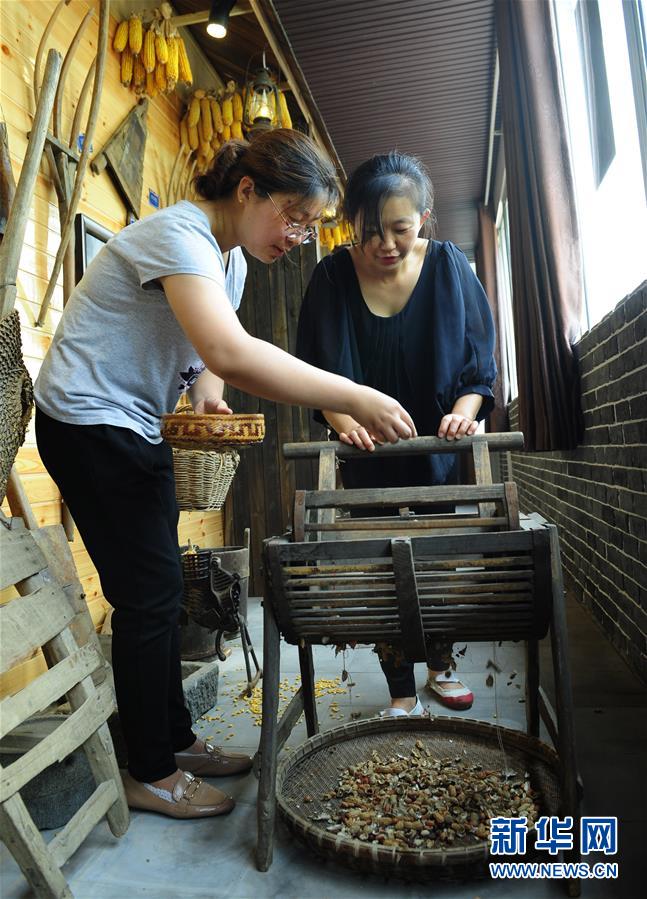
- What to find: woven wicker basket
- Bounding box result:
[277,716,562,881]
[0,311,33,504]
[162,411,265,450]
[172,448,240,511]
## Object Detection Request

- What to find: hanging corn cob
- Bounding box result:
[200,97,213,142]
[155,62,167,93]
[197,118,210,158]
[210,97,224,134]
[113,19,129,53]
[278,91,292,128]
[221,95,234,127]
[232,90,244,124]
[154,25,168,65]
[143,27,156,73]
[177,35,193,85]
[132,55,146,94]
[145,70,158,98]
[222,82,237,126]
[120,47,133,87]
[128,14,143,55]
[166,35,179,91]
[180,116,190,151]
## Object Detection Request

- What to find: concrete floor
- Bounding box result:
[1,594,645,898]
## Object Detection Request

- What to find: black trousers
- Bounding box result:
[36,408,195,782]
[379,641,454,699]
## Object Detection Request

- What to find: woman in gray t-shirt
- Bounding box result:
[35,130,416,820]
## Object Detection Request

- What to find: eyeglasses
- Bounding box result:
[266,193,317,244]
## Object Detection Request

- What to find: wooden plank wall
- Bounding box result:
[0,0,224,698]
[225,246,327,596]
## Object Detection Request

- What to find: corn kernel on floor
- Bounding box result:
[1,595,645,898]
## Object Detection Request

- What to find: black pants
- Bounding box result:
[36,408,195,782]
[379,641,453,699]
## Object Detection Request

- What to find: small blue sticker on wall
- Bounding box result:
[77,133,93,154]
[148,189,160,208]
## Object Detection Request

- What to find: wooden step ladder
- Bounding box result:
[0,513,129,898]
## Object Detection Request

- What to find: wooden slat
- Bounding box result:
[304,483,506,508]
[302,597,534,615]
[286,568,533,587]
[0,677,115,803]
[0,528,47,590]
[391,537,426,660]
[0,584,75,673]
[275,686,305,752]
[315,446,337,541]
[303,516,509,531]
[291,597,532,621]
[0,792,72,898]
[286,580,533,599]
[293,490,306,542]
[504,481,521,530]
[275,530,535,560]
[282,432,526,459]
[289,594,533,612]
[0,643,102,738]
[49,780,119,868]
[282,555,533,575]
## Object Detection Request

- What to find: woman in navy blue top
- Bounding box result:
[296,152,497,715]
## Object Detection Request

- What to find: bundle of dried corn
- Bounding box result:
[180,80,247,173]
[112,2,192,99]
[319,218,353,253]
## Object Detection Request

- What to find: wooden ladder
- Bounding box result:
[0,514,128,898]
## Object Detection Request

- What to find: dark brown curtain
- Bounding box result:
[476,203,509,433]
[495,0,584,450]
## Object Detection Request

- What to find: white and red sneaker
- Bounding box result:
[426,671,474,710]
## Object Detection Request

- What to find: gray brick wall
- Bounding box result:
[507,281,647,683]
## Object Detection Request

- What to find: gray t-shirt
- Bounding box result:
[35,201,247,443]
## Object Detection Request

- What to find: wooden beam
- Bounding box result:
[283,432,526,460]
[248,0,345,180]
[169,5,254,28]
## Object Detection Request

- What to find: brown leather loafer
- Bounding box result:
[122,770,235,818]
[175,741,253,777]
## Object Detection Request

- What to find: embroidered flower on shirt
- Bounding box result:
[178,363,206,392]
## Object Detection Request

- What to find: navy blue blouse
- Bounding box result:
[296,240,497,489]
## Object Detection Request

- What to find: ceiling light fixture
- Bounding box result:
[207,0,236,39]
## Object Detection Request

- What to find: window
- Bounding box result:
[553,0,647,329]
[575,0,616,184]
[623,0,647,200]
[495,184,518,402]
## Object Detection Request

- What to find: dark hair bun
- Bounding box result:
[192,128,339,210]
[194,140,250,199]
